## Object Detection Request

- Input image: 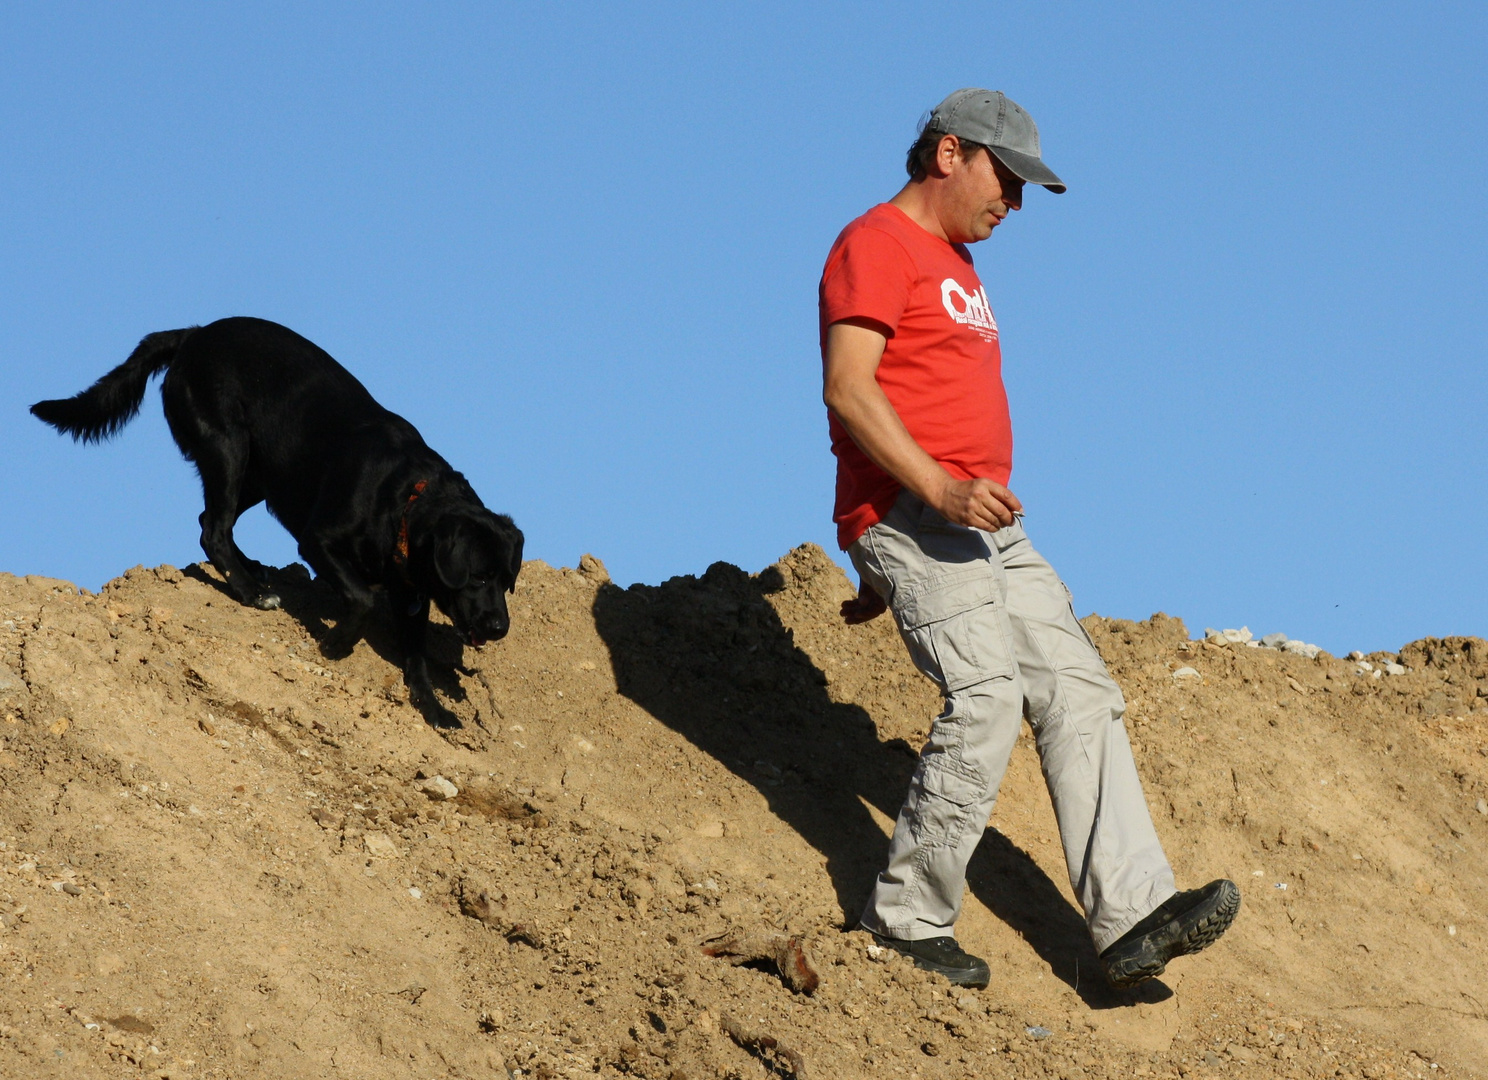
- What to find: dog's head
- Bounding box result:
[425,509,524,648]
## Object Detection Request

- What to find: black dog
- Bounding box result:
[32,316,523,721]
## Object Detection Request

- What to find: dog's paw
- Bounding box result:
[406,679,457,726]
[253,592,282,610]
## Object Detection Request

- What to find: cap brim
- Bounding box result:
[989,145,1066,194]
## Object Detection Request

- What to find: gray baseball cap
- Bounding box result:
[927,88,1066,193]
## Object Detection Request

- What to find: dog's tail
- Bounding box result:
[30,327,196,443]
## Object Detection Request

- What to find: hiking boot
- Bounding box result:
[1100,879,1240,988]
[866,931,990,988]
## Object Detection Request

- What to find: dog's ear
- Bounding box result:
[504,527,524,593]
[434,525,471,591]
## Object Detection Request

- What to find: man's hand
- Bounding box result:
[841,581,888,625]
[931,477,1023,531]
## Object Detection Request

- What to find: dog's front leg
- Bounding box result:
[392,594,455,727]
[299,539,377,659]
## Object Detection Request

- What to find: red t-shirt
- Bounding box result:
[819,203,1013,549]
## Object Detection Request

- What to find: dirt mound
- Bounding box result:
[0,547,1482,1079]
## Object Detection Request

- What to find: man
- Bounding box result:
[820,88,1238,989]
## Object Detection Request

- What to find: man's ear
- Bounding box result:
[934,132,961,177]
[505,529,525,594]
[434,526,470,591]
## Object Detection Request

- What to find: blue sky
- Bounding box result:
[2,3,1484,656]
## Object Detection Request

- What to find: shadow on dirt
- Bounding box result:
[592,558,1160,1008]
[182,561,471,729]
[592,561,904,924]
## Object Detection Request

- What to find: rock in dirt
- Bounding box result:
[363,832,397,858]
[310,806,344,830]
[418,775,459,800]
[454,874,528,941]
[1283,639,1322,658]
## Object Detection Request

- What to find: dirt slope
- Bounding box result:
[0,547,1483,1080]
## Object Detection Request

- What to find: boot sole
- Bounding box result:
[1102,880,1240,988]
[908,956,990,989]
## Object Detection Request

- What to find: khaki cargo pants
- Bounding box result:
[849,492,1175,951]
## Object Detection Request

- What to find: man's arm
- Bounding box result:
[822,319,1023,531]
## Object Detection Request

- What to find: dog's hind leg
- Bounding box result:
[162,369,280,610]
[192,440,282,610]
[231,480,274,585]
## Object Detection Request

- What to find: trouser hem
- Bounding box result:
[1090,884,1178,953]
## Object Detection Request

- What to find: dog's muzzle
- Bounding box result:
[461,623,508,649]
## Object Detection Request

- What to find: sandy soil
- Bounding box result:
[0,545,1482,1079]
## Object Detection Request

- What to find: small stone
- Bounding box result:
[310,807,344,830]
[198,717,217,736]
[1384,663,1406,676]
[364,832,397,858]
[1261,632,1288,648]
[1476,799,1487,816]
[1204,628,1224,643]
[1173,667,1201,680]
[921,1039,941,1056]
[1025,1025,1052,1040]
[1222,627,1253,644]
[418,775,458,801]
[1347,650,1364,661]
[61,883,83,896]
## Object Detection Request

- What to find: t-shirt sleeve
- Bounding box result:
[820,225,917,335]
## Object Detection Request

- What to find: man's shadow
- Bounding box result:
[591,559,1166,1009]
[182,561,472,729]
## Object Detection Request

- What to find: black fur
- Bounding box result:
[32,317,524,720]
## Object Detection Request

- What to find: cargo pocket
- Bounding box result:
[897,575,1015,694]
[916,754,986,809]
